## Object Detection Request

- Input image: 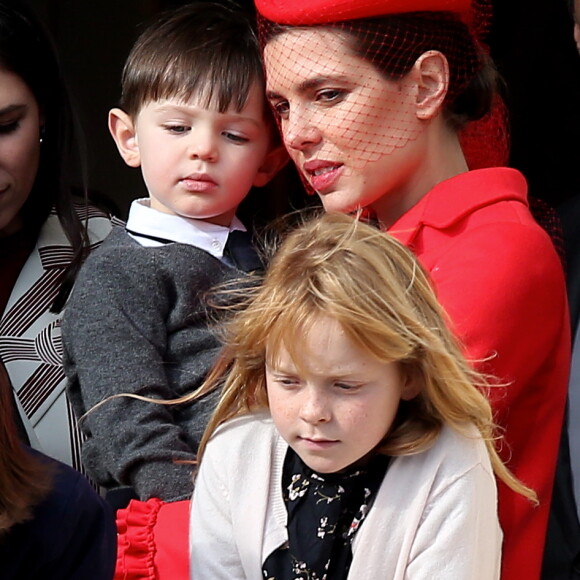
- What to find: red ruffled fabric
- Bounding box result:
[114,498,190,580]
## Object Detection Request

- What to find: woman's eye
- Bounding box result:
[316,89,345,104]
[223,132,249,144]
[271,100,289,118]
[0,120,20,135]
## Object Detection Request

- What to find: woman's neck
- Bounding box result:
[372,121,469,228]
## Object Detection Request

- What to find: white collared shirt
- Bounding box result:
[125,198,245,260]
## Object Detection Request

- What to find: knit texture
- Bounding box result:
[62,225,246,501]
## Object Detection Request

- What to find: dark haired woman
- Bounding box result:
[0,0,113,471]
[256,0,570,578]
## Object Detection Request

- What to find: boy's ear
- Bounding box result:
[108,108,141,168]
[252,145,289,187]
[411,50,449,121]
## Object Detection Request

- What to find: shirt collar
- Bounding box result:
[388,167,528,246]
[125,198,245,259]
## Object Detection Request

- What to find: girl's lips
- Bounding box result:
[299,436,339,450]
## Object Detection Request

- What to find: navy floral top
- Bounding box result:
[262,448,390,580]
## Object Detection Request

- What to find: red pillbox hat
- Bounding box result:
[254,0,471,25]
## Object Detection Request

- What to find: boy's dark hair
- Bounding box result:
[120,1,265,118]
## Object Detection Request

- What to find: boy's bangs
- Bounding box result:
[136,53,259,114]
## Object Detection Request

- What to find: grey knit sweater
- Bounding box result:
[62,226,245,501]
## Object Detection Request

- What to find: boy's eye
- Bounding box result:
[163,124,190,134]
[223,131,249,144]
[0,120,20,135]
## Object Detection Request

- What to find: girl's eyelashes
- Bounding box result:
[0,119,20,135]
[269,374,361,391]
[276,376,300,387]
[334,382,361,391]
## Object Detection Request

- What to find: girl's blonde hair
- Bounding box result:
[195,212,535,502]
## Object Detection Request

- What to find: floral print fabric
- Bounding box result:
[262,448,389,580]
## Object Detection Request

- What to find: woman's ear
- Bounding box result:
[252,144,290,187]
[412,50,450,121]
[108,108,141,168]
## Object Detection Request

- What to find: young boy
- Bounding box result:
[61,2,285,577]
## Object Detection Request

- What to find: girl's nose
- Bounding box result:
[299,389,331,424]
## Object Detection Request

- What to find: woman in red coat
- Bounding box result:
[256,1,570,578]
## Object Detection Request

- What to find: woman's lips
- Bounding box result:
[303,161,343,193]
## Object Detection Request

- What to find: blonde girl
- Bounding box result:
[189,212,534,580]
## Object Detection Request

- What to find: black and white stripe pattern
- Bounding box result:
[1,208,113,472]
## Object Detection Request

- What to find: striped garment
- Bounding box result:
[1,205,115,473]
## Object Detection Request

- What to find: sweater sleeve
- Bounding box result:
[426,222,569,580]
[405,463,502,580]
[190,432,246,580]
[62,237,216,501]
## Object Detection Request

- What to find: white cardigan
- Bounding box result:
[190,412,502,580]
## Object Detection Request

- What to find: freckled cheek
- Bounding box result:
[338,403,369,429]
[273,400,298,422]
[345,399,397,438]
[267,390,294,422]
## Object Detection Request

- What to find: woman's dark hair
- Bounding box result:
[340,13,497,130]
[0,0,91,311]
[0,361,52,532]
[261,11,498,131]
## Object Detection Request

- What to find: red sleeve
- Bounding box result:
[115,499,190,580]
[426,222,569,580]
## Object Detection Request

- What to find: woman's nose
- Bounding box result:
[282,109,322,152]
